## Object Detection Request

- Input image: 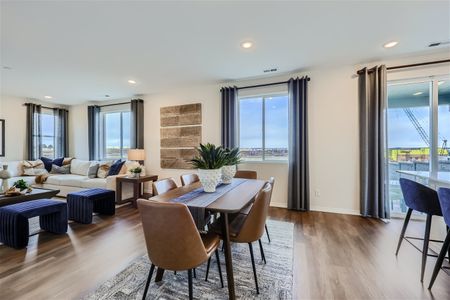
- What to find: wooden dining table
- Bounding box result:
[149,178,266,300]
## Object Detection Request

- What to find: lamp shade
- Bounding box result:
[128,149,146,161]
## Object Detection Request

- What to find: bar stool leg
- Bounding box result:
[421,214,433,282]
[429,232,450,289]
[396,208,413,255]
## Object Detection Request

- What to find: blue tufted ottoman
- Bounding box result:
[67,189,115,224]
[0,199,68,249]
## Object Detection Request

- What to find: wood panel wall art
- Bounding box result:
[160,103,201,169]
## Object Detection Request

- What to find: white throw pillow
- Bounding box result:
[97,161,113,178]
[70,159,92,176]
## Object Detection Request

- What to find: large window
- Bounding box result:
[387,77,450,214]
[238,94,289,161]
[40,108,56,158]
[100,108,130,160]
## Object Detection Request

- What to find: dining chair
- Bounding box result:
[428,187,450,289]
[234,170,271,243]
[397,178,443,282]
[210,181,273,294]
[152,178,178,195]
[181,173,200,186]
[137,199,223,300]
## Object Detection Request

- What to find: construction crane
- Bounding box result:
[402,108,449,156]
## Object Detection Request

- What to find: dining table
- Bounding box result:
[149,178,266,300]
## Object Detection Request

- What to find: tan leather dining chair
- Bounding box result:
[180,173,199,186]
[137,199,223,300]
[234,170,272,243]
[210,181,273,294]
[152,178,177,195]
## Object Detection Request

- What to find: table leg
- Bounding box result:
[155,267,165,282]
[116,181,122,204]
[133,183,139,208]
[221,212,235,300]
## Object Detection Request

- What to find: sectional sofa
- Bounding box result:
[4,159,136,201]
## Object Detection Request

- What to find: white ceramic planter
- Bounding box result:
[222,165,236,184]
[198,168,222,192]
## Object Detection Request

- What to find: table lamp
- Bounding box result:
[128,149,145,165]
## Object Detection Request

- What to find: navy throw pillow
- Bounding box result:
[41,157,64,172]
[108,160,125,176]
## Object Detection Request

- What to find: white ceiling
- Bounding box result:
[1,1,449,105]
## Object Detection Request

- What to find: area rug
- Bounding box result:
[82,219,294,300]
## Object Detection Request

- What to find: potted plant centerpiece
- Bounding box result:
[190,143,226,193]
[222,147,241,184]
[129,166,142,178]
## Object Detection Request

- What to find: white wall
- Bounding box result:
[0,95,28,161]
[67,50,450,214]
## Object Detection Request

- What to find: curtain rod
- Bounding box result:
[357,59,450,75]
[24,103,68,111]
[95,101,130,108]
[236,77,311,90]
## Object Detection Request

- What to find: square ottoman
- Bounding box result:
[67,188,115,224]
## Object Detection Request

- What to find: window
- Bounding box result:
[100,108,131,160]
[238,94,289,161]
[40,108,56,158]
[387,77,450,214]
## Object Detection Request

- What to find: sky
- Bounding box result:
[239,95,288,149]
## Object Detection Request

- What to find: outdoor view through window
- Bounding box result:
[387,79,450,214]
[239,94,288,161]
[102,111,130,159]
[41,109,55,158]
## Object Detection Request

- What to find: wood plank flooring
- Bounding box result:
[0,205,449,299]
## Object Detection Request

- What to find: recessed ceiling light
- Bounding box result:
[413,92,423,96]
[438,81,445,85]
[241,41,253,49]
[44,95,53,99]
[128,80,137,84]
[383,41,398,48]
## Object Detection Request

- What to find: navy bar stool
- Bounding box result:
[396,178,443,282]
[428,187,450,289]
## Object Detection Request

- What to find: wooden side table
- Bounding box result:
[116,175,158,207]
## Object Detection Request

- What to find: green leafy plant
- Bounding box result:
[13,179,29,191]
[190,143,227,169]
[130,167,142,174]
[224,147,242,166]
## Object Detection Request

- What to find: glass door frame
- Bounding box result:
[386,75,450,217]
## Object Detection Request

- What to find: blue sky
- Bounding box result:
[239,95,288,149]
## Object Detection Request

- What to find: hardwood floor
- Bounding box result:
[0,205,449,299]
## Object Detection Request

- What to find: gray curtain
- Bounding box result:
[221,86,238,148]
[88,105,100,161]
[26,103,42,160]
[287,77,310,211]
[54,108,69,157]
[130,99,144,149]
[358,65,389,219]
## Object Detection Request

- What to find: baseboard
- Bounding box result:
[310,205,360,216]
[270,202,288,208]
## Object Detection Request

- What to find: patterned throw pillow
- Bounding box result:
[50,164,71,174]
[22,160,48,176]
[97,161,112,179]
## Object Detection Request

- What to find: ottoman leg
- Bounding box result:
[68,197,94,224]
[40,208,68,234]
[0,213,30,249]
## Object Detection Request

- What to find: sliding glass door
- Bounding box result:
[387,77,450,215]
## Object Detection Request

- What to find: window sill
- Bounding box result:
[240,160,289,165]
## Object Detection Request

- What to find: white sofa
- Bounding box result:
[4,159,135,201]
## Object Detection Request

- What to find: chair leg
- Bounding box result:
[248,242,260,294]
[421,214,433,282]
[447,226,450,261]
[193,268,197,279]
[188,269,193,300]
[258,239,266,264]
[142,264,155,300]
[205,256,211,281]
[395,208,413,255]
[429,232,450,289]
[265,224,271,243]
[215,249,224,288]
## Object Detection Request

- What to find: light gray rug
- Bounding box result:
[82,219,294,300]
